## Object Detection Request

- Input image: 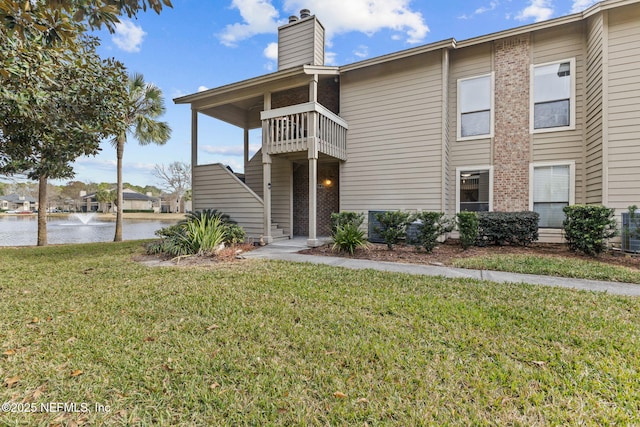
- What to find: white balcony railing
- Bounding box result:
[261,102,348,161]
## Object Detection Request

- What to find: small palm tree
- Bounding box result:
[112,73,171,241]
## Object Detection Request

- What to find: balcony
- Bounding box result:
[261,102,348,161]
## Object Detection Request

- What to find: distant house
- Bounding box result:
[81,189,160,213]
[176,0,640,246]
[1,194,37,212]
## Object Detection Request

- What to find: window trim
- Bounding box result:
[457,73,495,141]
[528,161,576,228]
[530,58,576,134]
[455,165,494,213]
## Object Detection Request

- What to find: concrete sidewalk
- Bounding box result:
[243,238,640,297]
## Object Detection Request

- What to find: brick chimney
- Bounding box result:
[277,9,325,70]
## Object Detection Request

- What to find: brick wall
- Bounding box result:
[493,35,531,211]
[272,87,308,109]
[293,162,339,236]
[271,80,339,113]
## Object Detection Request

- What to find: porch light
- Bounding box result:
[323,179,333,187]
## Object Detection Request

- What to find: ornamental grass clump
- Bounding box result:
[147,209,244,257]
[330,211,369,255]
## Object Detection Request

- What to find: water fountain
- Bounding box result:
[71,212,97,225]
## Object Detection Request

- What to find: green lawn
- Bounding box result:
[452,254,640,284]
[1,242,639,425]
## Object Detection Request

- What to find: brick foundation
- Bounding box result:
[493,36,531,212]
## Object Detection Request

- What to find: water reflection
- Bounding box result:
[0,215,178,246]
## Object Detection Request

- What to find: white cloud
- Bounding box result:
[571,0,598,13]
[197,86,209,92]
[219,0,429,48]
[516,0,554,22]
[459,1,499,20]
[112,20,147,52]
[325,51,337,66]
[476,1,499,15]
[201,144,261,156]
[284,0,429,44]
[353,45,369,58]
[264,42,278,61]
[219,0,283,47]
[75,157,117,171]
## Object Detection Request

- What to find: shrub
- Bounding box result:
[225,223,246,244]
[410,212,454,253]
[373,211,412,250]
[148,209,245,257]
[477,211,539,246]
[181,215,227,255]
[456,211,479,249]
[332,223,369,255]
[563,205,617,256]
[330,211,364,236]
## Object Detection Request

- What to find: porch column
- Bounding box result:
[308,155,318,247]
[307,99,320,246]
[191,109,198,210]
[309,74,318,102]
[243,127,249,170]
[191,109,198,168]
[262,152,273,244]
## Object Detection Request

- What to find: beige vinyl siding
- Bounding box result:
[245,149,264,198]
[271,157,292,236]
[441,50,450,214]
[447,43,493,214]
[606,4,640,211]
[340,52,444,228]
[278,18,324,70]
[531,23,586,203]
[585,14,604,204]
[192,164,264,239]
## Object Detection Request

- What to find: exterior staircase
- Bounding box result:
[271,223,290,241]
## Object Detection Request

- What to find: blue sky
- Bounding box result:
[63,0,600,187]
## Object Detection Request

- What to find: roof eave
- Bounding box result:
[174,66,306,105]
[339,39,455,73]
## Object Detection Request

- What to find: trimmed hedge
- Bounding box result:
[563,205,617,256]
[477,211,539,246]
[409,212,454,253]
[373,211,412,250]
[456,211,479,250]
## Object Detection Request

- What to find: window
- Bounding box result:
[456,167,493,213]
[531,59,575,132]
[458,74,493,140]
[530,162,575,228]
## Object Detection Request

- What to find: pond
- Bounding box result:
[0,214,179,246]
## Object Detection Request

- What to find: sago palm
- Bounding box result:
[112,73,171,241]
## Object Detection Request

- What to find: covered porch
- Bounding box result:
[175,65,348,246]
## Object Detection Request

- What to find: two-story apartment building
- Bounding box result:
[175,0,640,246]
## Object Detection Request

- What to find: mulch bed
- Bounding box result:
[299,239,640,271]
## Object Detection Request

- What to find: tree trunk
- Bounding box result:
[114,137,125,242]
[37,176,48,246]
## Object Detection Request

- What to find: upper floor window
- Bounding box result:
[531,58,576,132]
[457,73,494,140]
